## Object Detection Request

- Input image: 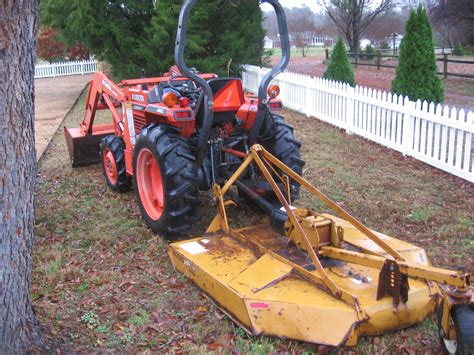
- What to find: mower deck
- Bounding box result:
[168,215,437,347]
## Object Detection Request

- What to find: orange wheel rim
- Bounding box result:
[136,148,164,220]
[103,148,118,185]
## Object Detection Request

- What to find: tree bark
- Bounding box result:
[0,0,43,353]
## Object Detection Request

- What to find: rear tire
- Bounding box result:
[100,135,131,192]
[259,114,305,201]
[133,124,199,238]
[439,304,474,355]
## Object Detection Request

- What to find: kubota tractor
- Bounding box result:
[65,0,303,238]
[65,0,473,352]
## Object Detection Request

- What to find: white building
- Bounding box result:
[264,36,274,49]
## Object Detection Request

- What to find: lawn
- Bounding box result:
[270,46,329,59]
[33,90,473,352]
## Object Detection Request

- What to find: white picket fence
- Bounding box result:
[242,65,474,182]
[35,60,98,79]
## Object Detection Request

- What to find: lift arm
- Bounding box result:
[80,71,126,135]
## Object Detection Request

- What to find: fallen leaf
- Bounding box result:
[207,342,223,350]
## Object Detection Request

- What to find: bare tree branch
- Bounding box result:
[320,0,396,53]
[428,0,474,46]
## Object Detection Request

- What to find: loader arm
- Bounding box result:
[80,71,126,135]
[64,71,131,166]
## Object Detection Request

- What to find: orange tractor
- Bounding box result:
[65,3,303,237]
[65,0,473,352]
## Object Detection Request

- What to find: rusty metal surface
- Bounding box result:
[376,259,409,306]
[168,231,438,347]
[238,225,314,268]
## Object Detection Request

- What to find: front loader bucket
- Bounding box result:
[64,124,115,167]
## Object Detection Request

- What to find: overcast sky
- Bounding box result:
[260,0,394,13]
[260,1,321,13]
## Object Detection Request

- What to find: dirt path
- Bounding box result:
[35,74,92,160]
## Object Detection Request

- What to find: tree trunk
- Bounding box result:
[352,0,360,57]
[349,40,357,55]
[353,29,360,57]
[0,0,43,353]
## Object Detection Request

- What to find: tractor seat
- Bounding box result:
[195,78,245,127]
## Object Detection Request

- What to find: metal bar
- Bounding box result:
[220,153,254,195]
[321,246,469,288]
[248,0,291,144]
[213,185,229,233]
[175,0,215,166]
[261,154,286,186]
[250,148,344,298]
[223,148,246,159]
[102,93,123,129]
[119,74,216,87]
[260,146,405,261]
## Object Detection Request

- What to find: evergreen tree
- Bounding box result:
[323,37,355,86]
[40,0,264,79]
[391,6,444,103]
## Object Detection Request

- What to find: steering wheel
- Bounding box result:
[167,75,200,95]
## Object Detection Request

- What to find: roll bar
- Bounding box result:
[175,0,291,165]
[248,0,290,144]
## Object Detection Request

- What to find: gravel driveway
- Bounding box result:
[35,74,92,160]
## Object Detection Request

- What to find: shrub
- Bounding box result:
[380,42,391,50]
[41,0,265,78]
[360,44,377,60]
[452,44,464,56]
[324,37,355,86]
[391,6,444,103]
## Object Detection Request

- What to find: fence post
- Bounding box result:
[401,99,415,156]
[443,54,448,79]
[52,63,56,77]
[346,85,355,135]
[81,62,84,75]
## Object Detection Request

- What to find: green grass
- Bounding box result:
[32,90,473,353]
[271,46,331,58]
[128,310,150,327]
[410,207,433,223]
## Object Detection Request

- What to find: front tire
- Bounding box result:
[100,135,131,192]
[133,124,199,238]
